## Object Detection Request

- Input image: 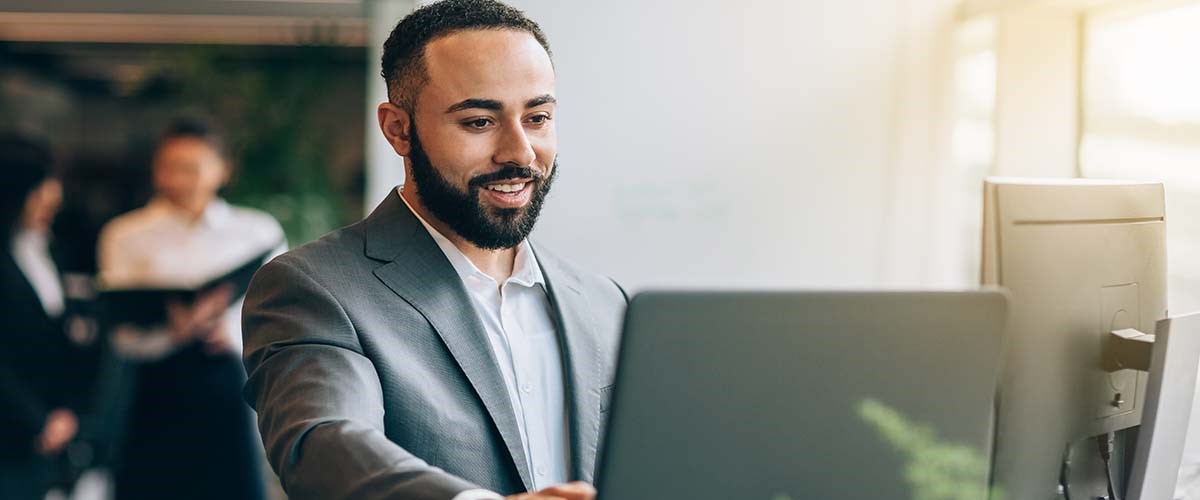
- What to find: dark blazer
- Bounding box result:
[0,247,69,463]
[242,190,627,500]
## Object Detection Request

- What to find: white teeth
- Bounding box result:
[486,183,526,193]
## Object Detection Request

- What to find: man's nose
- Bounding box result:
[493,121,536,168]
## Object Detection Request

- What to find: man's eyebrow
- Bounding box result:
[446,98,503,113]
[526,94,557,108]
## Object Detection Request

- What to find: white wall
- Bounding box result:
[365,0,418,215]
[993,5,1081,178]
[368,0,964,291]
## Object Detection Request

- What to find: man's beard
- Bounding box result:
[406,127,557,250]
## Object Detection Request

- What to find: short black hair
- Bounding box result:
[380,0,552,113]
[0,134,53,236]
[158,116,228,161]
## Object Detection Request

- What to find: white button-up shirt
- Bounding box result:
[97,197,285,358]
[11,228,65,318]
[399,190,569,499]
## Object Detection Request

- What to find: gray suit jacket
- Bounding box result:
[241,190,626,499]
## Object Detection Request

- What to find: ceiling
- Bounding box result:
[0,0,365,17]
[0,0,370,46]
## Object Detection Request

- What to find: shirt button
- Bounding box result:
[521,384,533,394]
[536,466,546,476]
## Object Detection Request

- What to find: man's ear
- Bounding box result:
[377,102,413,157]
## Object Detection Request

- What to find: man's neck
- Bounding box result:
[18,218,51,237]
[160,195,213,223]
[400,186,517,284]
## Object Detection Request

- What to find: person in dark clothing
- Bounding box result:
[0,134,78,500]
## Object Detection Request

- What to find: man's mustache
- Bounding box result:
[469,166,545,187]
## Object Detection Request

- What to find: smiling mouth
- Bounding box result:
[476,178,535,209]
[481,178,533,193]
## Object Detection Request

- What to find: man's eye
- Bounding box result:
[464,118,492,129]
[527,115,551,125]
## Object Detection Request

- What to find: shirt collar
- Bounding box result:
[397,187,544,288]
[11,228,50,253]
[146,196,232,229]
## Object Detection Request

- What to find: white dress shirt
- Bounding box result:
[11,228,65,318]
[98,197,285,358]
[399,190,569,500]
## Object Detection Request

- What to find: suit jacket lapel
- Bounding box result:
[365,190,534,491]
[2,249,53,324]
[532,244,604,483]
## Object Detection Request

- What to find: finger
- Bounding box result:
[538,493,589,500]
[538,482,596,496]
[166,303,189,330]
[561,482,596,493]
[200,284,233,309]
[63,418,79,437]
[198,296,230,322]
[534,492,587,500]
[205,339,232,355]
[196,318,223,336]
[535,487,593,500]
[38,434,60,455]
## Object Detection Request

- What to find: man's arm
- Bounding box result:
[242,256,481,500]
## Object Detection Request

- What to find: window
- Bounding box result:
[1082,1,1200,315]
[952,16,997,282]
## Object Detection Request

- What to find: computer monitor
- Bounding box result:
[981,178,1167,498]
[1126,312,1200,500]
[596,290,1008,500]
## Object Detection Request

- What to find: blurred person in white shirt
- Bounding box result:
[97,118,284,500]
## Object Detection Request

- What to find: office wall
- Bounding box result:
[367,0,963,290]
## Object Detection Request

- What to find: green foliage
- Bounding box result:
[154,44,357,246]
[858,399,1006,500]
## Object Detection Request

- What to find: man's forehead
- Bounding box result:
[420,29,555,108]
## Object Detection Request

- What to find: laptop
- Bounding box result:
[596,290,1008,500]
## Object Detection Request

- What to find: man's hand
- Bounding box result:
[506,482,597,500]
[201,321,237,355]
[37,408,78,455]
[166,284,232,344]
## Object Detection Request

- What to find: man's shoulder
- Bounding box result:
[266,221,368,279]
[532,243,628,304]
[226,204,283,234]
[98,206,159,242]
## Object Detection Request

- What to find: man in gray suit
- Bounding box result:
[241,1,626,499]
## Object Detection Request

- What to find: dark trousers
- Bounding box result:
[114,344,264,500]
[0,457,52,500]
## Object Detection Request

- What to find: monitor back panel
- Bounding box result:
[982,179,1166,499]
